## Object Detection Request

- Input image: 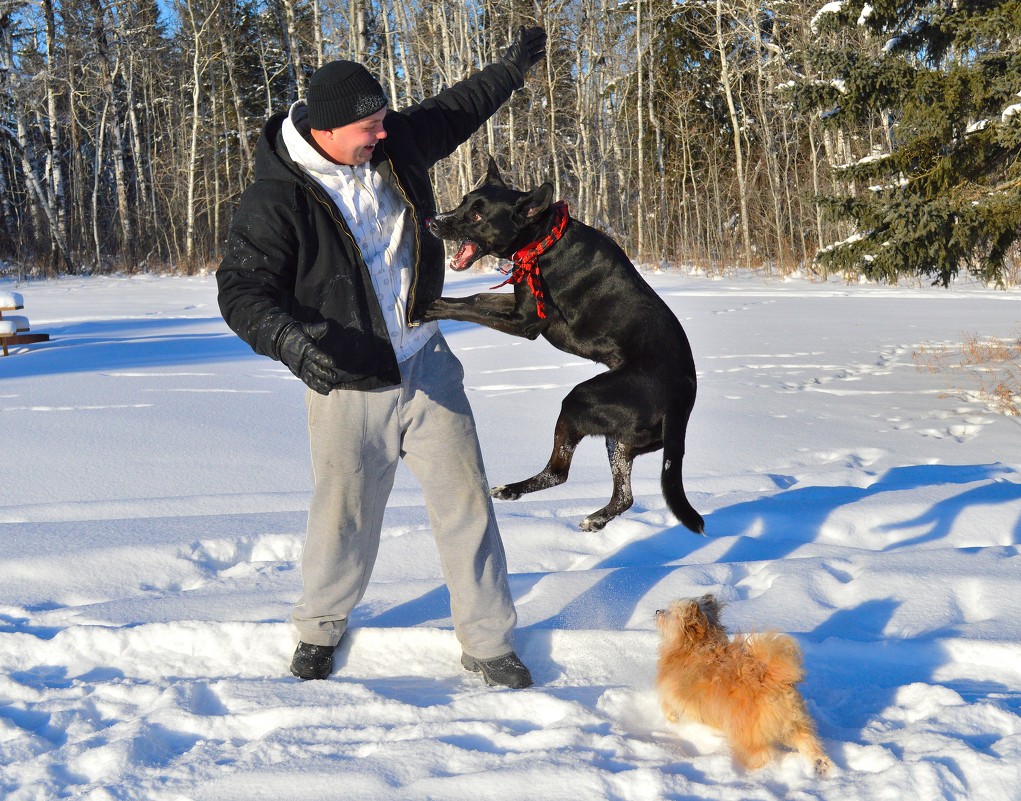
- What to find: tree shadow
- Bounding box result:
[797,596,1017,771]
[706,463,1016,563]
[810,597,902,644]
[878,478,1021,550]
[0,318,251,378]
[522,462,1017,634]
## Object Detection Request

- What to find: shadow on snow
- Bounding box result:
[0,317,250,378]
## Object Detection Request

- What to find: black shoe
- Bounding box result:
[290,642,335,680]
[461,651,533,689]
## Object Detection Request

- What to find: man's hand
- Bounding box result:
[503,26,547,87]
[277,320,344,395]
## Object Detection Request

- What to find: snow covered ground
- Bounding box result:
[1,267,1019,800]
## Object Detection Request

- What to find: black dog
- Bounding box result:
[424,159,704,534]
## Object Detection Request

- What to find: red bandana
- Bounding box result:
[491,201,569,319]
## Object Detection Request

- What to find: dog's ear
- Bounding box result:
[483,155,507,189]
[515,182,554,221]
[698,594,724,629]
[685,600,707,638]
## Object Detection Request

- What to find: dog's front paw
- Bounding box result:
[419,297,458,322]
[814,756,833,777]
[491,485,521,501]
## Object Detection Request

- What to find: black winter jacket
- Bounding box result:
[216,59,522,390]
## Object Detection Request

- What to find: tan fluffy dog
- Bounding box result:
[655,594,832,775]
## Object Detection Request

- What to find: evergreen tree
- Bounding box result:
[801,0,1021,285]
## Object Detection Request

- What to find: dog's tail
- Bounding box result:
[745,631,805,686]
[661,393,706,535]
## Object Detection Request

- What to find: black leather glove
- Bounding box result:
[503,26,547,88]
[276,320,344,395]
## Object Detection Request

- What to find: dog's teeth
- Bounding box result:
[451,240,479,271]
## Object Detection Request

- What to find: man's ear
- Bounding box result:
[482,155,507,189]
[515,182,554,220]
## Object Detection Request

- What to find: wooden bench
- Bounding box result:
[0,291,50,356]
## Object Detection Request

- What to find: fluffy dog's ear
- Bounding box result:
[483,156,507,188]
[516,182,554,221]
[682,599,706,637]
[697,594,725,629]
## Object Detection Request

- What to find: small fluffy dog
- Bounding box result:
[655,595,832,775]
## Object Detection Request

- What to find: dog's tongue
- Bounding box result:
[450,240,478,271]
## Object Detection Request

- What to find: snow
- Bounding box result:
[815,230,866,253]
[811,1,844,33]
[0,290,23,308]
[2,268,1021,800]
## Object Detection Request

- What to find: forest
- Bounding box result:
[1,0,1019,285]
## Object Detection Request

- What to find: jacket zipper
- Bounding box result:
[383,156,423,328]
[303,181,401,361]
[305,181,363,259]
[305,162,423,329]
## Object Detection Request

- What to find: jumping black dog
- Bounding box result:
[424,158,705,534]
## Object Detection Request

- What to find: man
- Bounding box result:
[217,27,546,689]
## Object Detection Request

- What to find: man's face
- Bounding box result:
[310,107,388,166]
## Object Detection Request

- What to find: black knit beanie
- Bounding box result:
[306,61,388,130]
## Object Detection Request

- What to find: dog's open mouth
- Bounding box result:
[450,240,480,271]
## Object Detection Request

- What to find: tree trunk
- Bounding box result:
[183,0,220,266]
[41,0,68,259]
[716,0,752,269]
[1,121,72,271]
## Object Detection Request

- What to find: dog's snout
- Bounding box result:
[426,212,453,235]
[425,216,444,238]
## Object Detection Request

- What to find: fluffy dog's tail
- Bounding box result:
[745,631,805,686]
[661,392,705,535]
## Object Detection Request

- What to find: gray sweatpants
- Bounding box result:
[291,332,518,660]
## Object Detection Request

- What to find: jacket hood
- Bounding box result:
[281,101,337,178]
[253,112,304,184]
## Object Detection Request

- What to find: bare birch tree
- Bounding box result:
[0,0,868,277]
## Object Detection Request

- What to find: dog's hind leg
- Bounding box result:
[491,417,580,501]
[733,743,774,771]
[785,702,832,776]
[580,439,635,531]
[796,733,833,777]
[491,373,646,530]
